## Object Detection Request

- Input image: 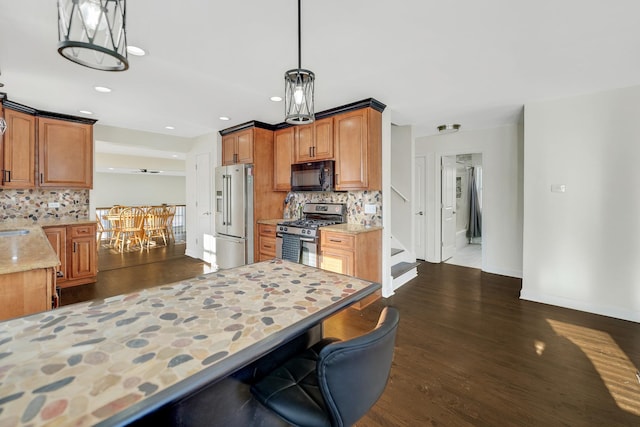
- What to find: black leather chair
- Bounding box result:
[250,307,400,427]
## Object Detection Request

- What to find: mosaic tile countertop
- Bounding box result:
[0,259,379,427]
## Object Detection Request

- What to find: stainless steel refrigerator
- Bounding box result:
[214,163,254,269]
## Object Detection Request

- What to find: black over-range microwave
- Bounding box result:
[290,160,335,192]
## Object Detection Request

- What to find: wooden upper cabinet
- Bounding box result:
[38,117,93,188]
[222,129,254,165]
[1,108,36,188]
[313,117,334,160]
[293,117,334,163]
[334,108,381,191]
[274,127,294,191]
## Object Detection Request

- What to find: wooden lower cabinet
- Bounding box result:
[44,223,97,288]
[258,223,277,261]
[320,228,382,310]
[0,268,55,321]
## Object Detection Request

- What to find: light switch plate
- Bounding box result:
[364,204,376,214]
[48,202,60,208]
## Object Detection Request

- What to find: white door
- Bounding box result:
[196,153,213,263]
[415,156,426,260]
[441,156,456,261]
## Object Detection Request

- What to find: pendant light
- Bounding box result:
[57,0,129,71]
[284,0,314,124]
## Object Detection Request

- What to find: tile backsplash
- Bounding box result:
[284,191,382,226]
[0,189,90,222]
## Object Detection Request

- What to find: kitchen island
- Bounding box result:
[0,259,379,426]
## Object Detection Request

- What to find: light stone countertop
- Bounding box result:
[0,225,60,274]
[321,223,383,234]
[0,218,95,274]
[257,219,383,235]
[256,218,286,225]
[0,259,379,426]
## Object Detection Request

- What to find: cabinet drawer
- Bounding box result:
[321,231,355,250]
[70,224,96,237]
[259,224,276,236]
[259,236,277,256]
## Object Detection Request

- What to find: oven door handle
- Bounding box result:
[299,236,316,243]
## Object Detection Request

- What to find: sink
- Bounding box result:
[0,229,30,237]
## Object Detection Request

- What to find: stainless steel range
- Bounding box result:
[276,203,347,267]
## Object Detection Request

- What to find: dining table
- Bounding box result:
[0,259,380,426]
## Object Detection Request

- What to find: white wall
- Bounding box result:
[92,173,185,207]
[415,124,524,277]
[390,124,415,253]
[522,85,640,323]
[185,132,218,260]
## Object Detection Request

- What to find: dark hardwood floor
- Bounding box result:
[60,243,214,306]
[61,248,640,426]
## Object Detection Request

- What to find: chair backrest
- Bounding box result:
[119,207,146,229]
[317,306,399,427]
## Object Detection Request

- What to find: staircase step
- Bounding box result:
[391,248,404,257]
[391,261,420,279]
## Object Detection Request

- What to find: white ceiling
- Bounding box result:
[2,0,640,142]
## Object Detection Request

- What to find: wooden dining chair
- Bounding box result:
[114,207,146,252]
[107,205,126,247]
[95,213,111,244]
[163,205,176,242]
[143,206,168,250]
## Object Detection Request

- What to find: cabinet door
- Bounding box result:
[221,134,237,165]
[38,117,93,188]
[69,235,97,279]
[44,227,67,282]
[274,128,294,191]
[294,124,314,163]
[1,108,35,188]
[334,109,368,190]
[320,247,354,276]
[313,117,334,160]
[235,129,254,164]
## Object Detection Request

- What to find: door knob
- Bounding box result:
[416,211,424,215]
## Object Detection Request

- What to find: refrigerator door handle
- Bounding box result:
[226,174,232,226]
[222,174,228,225]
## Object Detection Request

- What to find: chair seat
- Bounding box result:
[251,342,333,427]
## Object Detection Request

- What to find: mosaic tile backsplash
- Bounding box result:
[283,190,382,226]
[0,189,90,222]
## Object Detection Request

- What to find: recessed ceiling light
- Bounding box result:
[172,154,178,158]
[165,126,175,130]
[108,167,114,170]
[94,86,112,93]
[219,116,230,121]
[127,45,146,56]
[270,96,283,102]
[79,110,93,115]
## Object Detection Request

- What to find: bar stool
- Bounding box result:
[250,307,400,427]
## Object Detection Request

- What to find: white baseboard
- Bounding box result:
[392,268,417,292]
[520,290,640,323]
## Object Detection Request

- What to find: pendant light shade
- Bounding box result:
[284,0,314,124]
[57,0,129,71]
[285,68,315,124]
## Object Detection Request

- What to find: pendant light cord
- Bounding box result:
[297,0,301,70]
